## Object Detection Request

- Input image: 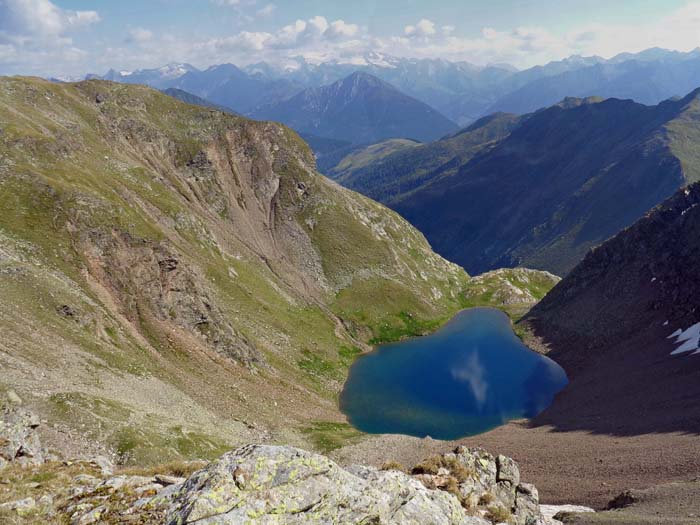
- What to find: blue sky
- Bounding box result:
[1,0,699,76]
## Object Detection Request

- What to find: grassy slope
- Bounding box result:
[461,268,561,320]
[665,90,700,184]
[327,113,522,204]
[0,77,470,463]
[328,139,419,177]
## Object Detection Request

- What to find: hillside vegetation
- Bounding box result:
[0,77,472,464]
[327,113,521,204]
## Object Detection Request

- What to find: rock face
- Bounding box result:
[165,444,546,525]
[0,404,44,469]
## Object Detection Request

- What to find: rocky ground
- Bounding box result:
[332,421,700,512]
[0,400,593,525]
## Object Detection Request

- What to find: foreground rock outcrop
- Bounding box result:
[162,444,554,525]
[0,395,44,470]
[2,441,598,524]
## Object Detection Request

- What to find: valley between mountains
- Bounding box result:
[1,76,567,464]
[1,71,699,524]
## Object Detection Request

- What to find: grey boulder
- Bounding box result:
[166,444,489,525]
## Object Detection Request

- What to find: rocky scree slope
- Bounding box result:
[343,91,700,276]
[0,77,470,464]
[522,182,700,435]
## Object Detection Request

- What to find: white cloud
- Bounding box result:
[126,27,154,45]
[405,19,436,38]
[0,0,100,42]
[4,2,700,77]
[326,20,359,40]
[256,3,275,17]
[0,0,100,75]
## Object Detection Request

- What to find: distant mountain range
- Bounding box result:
[90,47,700,127]
[250,72,458,144]
[330,89,700,276]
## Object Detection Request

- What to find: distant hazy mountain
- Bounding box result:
[488,53,700,115]
[392,90,700,275]
[171,64,304,114]
[161,88,238,114]
[251,72,459,144]
[243,53,516,125]
[90,63,303,114]
[96,63,198,88]
[89,48,700,126]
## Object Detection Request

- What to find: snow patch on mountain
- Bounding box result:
[669,322,700,356]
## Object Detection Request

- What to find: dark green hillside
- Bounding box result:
[328,113,522,203]
[393,91,700,275]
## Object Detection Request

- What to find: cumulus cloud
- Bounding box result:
[0,0,100,75]
[126,27,154,45]
[0,0,100,43]
[326,20,359,40]
[405,19,436,38]
[256,3,275,17]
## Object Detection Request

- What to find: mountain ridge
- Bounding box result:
[386,90,700,275]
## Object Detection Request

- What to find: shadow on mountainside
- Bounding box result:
[518,182,700,437]
[523,321,700,437]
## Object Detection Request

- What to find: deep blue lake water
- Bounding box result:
[339,307,568,440]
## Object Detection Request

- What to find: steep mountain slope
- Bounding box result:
[0,77,469,463]
[393,91,700,275]
[327,113,522,203]
[251,72,459,144]
[522,183,700,435]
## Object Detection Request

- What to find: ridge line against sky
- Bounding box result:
[0,0,699,77]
